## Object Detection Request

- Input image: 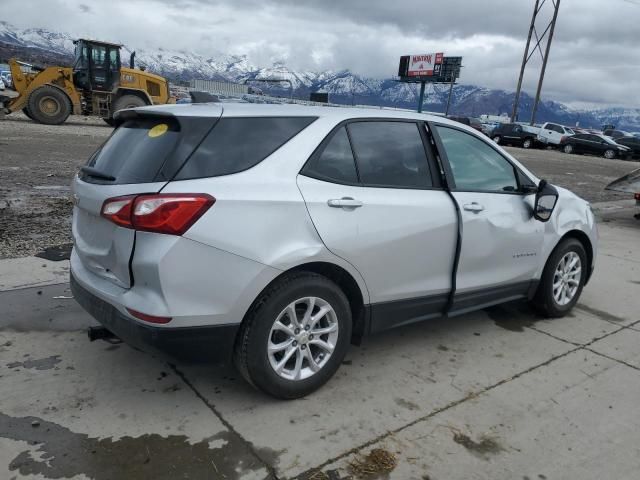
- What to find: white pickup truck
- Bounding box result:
[536,122,575,147]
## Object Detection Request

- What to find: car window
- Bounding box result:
[564,127,575,135]
[302,127,358,184]
[513,125,522,133]
[435,126,518,192]
[176,117,316,180]
[573,134,587,140]
[347,121,432,189]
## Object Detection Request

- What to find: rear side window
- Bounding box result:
[347,121,432,189]
[302,127,358,184]
[85,118,180,184]
[176,117,316,179]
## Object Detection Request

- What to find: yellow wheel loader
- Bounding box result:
[0,39,174,125]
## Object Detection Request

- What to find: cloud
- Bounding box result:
[1,0,639,106]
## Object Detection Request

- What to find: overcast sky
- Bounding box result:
[3,0,640,107]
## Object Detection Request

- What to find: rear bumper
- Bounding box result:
[71,272,239,363]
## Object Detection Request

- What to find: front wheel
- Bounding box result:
[603,149,616,159]
[27,85,72,125]
[563,144,574,154]
[531,238,587,318]
[522,138,533,149]
[493,135,501,144]
[234,272,352,399]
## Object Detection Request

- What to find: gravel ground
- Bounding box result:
[0,114,637,258]
[0,113,111,258]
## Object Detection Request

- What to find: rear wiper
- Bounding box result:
[80,166,116,181]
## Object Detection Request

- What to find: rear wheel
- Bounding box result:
[523,138,533,149]
[531,238,587,318]
[563,144,574,154]
[234,272,352,399]
[603,149,616,159]
[27,85,71,125]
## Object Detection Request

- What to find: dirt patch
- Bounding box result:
[395,398,420,411]
[6,355,61,370]
[35,243,73,261]
[452,431,504,459]
[348,448,397,478]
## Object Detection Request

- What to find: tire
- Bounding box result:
[523,138,533,149]
[27,85,71,125]
[111,94,147,116]
[22,107,34,120]
[603,149,616,160]
[234,272,352,399]
[492,135,501,144]
[563,144,574,154]
[531,238,587,318]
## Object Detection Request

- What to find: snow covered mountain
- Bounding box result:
[2,21,639,130]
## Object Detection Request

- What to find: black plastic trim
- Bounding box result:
[370,293,448,333]
[71,273,239,363]
[448,280,533,317]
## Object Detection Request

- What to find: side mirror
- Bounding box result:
[534,179,558,222]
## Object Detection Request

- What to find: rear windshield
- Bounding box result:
[85,118,180,184]
[175,117,316,180]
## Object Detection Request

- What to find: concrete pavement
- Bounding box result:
[0,214,638,479]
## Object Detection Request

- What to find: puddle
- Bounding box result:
[7,355,61,370]
[1,412,273,479]
[485,303,536,332]
[35,243,73,261]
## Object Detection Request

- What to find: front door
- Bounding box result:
[297,120,458,330]
[431,124,544,313]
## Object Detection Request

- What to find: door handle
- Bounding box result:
[463,202,484,213]
[327,197,363,209]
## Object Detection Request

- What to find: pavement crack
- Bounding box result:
[170,363,280,480]
[584,348,640,373]
[294,344,584,480]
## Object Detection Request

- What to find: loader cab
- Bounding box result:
[73,39,121,92]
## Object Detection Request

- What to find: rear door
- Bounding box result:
[72,112,219,288]
[297,120,458,330]
[431,124,544,312]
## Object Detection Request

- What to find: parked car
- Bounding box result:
[71,104,597,398]
[0,71,11,89]
[0,77,5,91]
[447,116,485,134]
[603,129,632,140]
[491,123,538,149]
[561,133,632,159]
[615,136,640,159]
[537,122,575,147]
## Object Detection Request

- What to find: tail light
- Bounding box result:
[101,193,215,235]
[634,193,640,201]
[126,308,172,324]
[560,136,567,143]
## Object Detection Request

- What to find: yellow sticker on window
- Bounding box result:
[148,123,168,138]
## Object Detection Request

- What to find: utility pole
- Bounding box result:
[417,80,426,113]
[510,0,561,125]
[445,76,455,115]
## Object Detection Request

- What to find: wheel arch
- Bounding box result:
[557,229,594,284]
[239,261,369,346]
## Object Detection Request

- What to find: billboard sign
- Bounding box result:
[406,52,444,77]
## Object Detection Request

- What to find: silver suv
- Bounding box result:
[71,103,597,398]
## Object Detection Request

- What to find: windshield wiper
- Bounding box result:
[80,166,116,181]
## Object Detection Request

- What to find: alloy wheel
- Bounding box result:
[267,297,339,381]
[552,252,582,306]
